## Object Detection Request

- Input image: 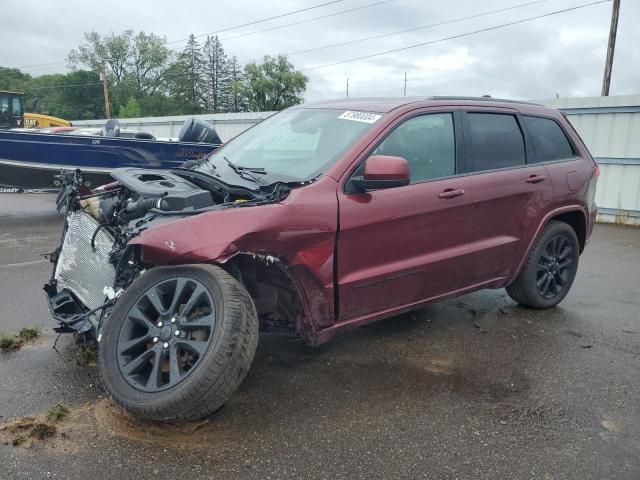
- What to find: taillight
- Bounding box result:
[593,165,600,178]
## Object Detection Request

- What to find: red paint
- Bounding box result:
[130,98,598,345]
[364,155,409,181]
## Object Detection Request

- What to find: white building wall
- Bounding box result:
[74,95,640,225]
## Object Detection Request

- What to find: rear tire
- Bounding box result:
[506,221,579,309]
[99,264,258,422]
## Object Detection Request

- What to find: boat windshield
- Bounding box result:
[195,108,383,182]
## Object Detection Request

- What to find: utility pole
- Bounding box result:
[601,0,620,96]
[346,77,350,98]
[101,63,111,119]
[403,72,407,96]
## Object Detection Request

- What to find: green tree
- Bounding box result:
[1,68,103,120]
[68,31,133,81]
[203,35,230,113]
[228,56,248,112]
[168,34,207,114]
[117,96,142,118]
[241,55,307,111]
[0,67,32,92]
[128,32,173,95]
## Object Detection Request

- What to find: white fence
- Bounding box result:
[538,95,640,226]
[73,95,640,225]
[71,112,275,143]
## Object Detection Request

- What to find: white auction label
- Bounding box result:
[338,111,382,124]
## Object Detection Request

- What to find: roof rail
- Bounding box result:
[427,96,543,106]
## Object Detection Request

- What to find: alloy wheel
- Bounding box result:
[116,277,216,392]
[536,234,575,300]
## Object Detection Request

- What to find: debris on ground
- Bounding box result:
[473,323,490,334]
[0,326,41,351]
[75,345,98,366]
[0,402,70,448]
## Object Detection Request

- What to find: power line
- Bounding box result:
[167,0,349,44]
[287,0,553,57]
[2,0,610,90]
[2,0,352,71]
[1,61,67,70]
[24,82,104,91]
[220,0,394,41]
[302,0,611,71]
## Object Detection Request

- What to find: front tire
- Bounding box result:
[99,264,258,422]
[506,221,580,309]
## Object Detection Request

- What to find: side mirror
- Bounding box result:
[350,155,410,192]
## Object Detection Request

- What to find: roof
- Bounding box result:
[300,96,543,113]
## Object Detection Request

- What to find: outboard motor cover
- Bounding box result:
[102,119,121,137]
[178,118,222,144]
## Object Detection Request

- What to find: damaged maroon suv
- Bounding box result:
[45,97,598,422]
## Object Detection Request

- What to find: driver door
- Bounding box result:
[336,110,475,321]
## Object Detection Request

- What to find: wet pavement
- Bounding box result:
[0,198,639,479]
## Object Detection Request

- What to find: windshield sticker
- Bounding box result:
[338,111,382,124]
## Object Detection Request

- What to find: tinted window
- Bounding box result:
[461,113,525,173]
[0,95,8,114]
[12,96,22,116]
[372,113,455,182]
[524,115,574,162]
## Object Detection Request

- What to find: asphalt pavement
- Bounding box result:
[0,195,638,479]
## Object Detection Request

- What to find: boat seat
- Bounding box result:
[102,119,121,137]
[134,131,155,140]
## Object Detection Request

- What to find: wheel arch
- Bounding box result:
[513,206,588,279]
[218,253,319,345]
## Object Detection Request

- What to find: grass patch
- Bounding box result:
[45,404,70,423]
[18,326,40,341]
[0,333,17,349]
[0,326,41,351]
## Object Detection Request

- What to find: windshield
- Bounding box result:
[195,108,382,182]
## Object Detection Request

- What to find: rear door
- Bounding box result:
[457,110,553,283]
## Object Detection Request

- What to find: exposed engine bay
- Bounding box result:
[44,167,291,336]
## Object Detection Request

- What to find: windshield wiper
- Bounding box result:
[223,156,266,184]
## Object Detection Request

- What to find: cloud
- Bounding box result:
[1,0,637,102]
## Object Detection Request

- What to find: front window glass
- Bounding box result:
[11,96,23,116]
[196,108,381,182]
[0,95,9,114]
[371,113,455,182]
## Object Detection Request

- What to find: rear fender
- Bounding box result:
[512,205,588,279]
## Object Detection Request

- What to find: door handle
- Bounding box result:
[526,174,547,184]
[438,188,465,199]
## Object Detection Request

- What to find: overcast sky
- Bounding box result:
[2,0,637,101]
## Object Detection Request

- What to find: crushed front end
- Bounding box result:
[43,167,291,337]
[44,171,144,335]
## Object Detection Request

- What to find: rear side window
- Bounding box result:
[461,113,525,173]
[524,115,574,163]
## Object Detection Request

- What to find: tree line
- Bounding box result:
[0,30,308,120]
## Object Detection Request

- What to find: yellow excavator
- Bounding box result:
[0,89,70,129]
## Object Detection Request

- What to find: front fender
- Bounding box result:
[128,179,339,333]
